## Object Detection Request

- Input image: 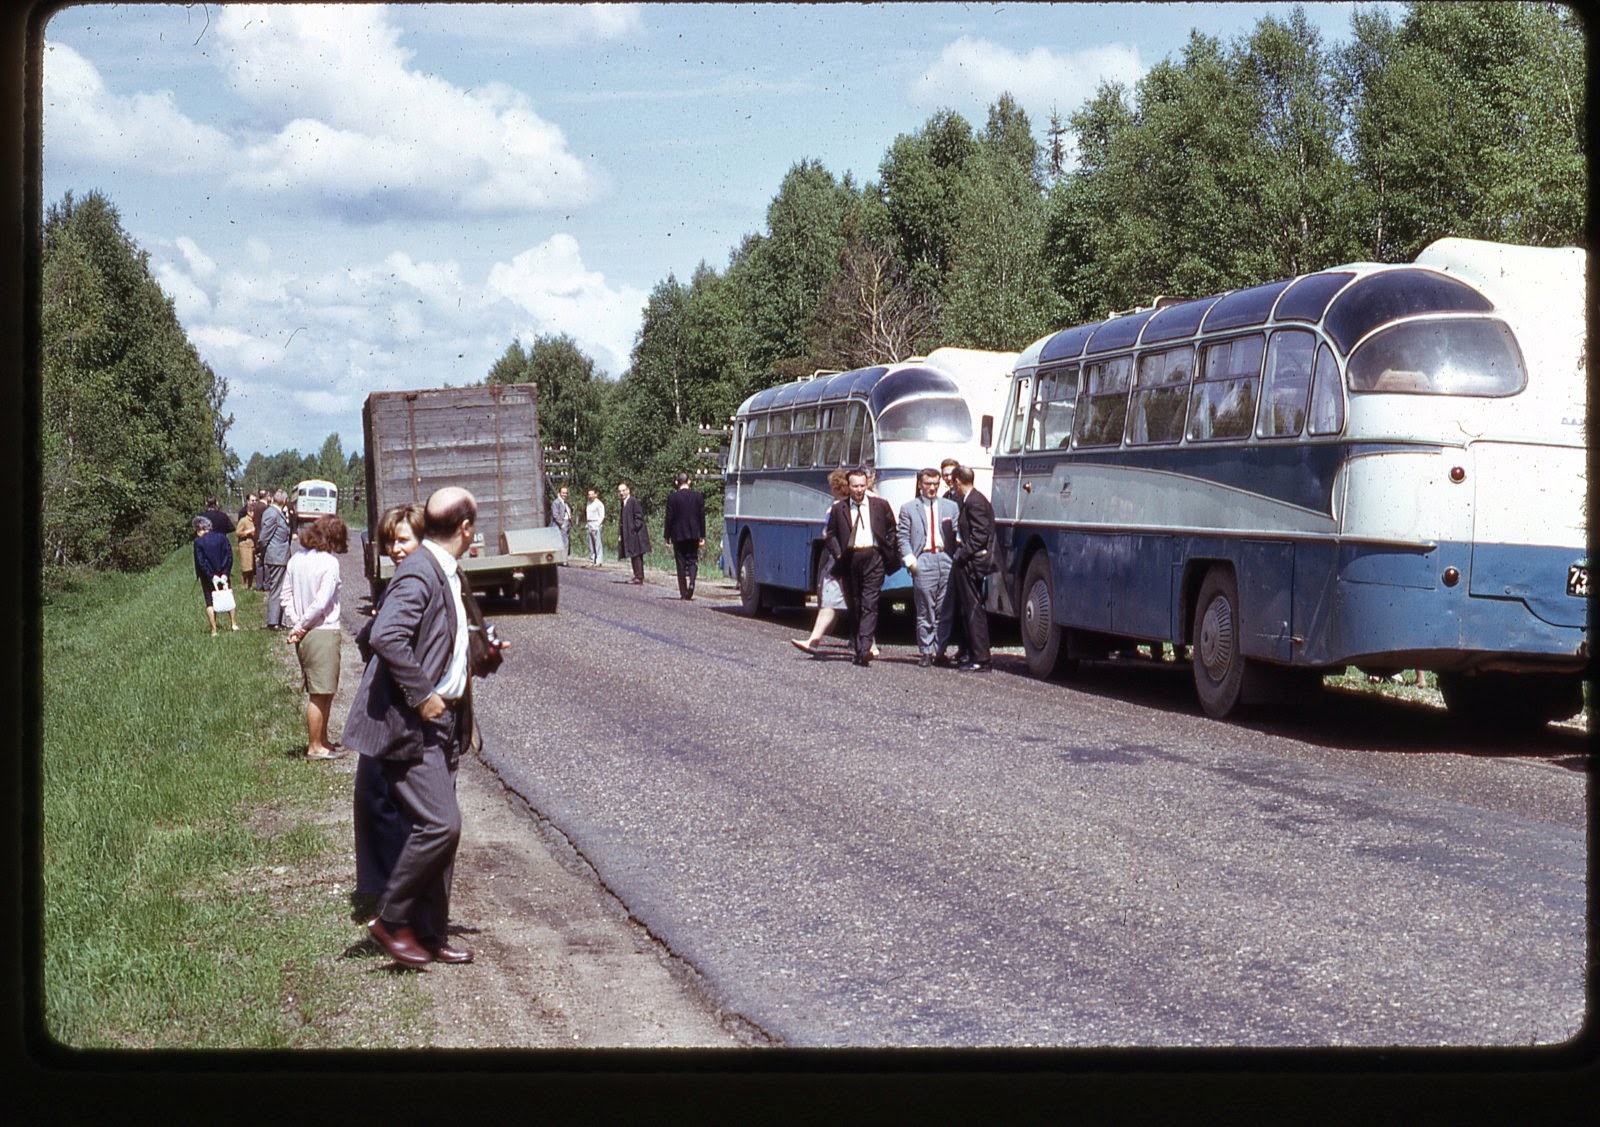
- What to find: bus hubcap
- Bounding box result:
[1025,581,1050,648]
[1199,598,1234,681]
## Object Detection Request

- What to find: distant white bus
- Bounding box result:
[988,238,1588,726]
[292,479,339,528]
[721,347,1016,614]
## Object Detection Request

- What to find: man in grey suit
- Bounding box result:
[343,486,479,966]
[897,468,960,667]
[550,485,573,563]
[257,490,292,629]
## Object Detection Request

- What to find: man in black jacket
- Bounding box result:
[663,472,707,599]
[618,481,650,584]
[823,468,901,666]
[948,465,996,673]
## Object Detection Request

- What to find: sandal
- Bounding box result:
[306,747,347,760]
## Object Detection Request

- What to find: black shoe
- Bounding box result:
[953,651,970,665]
[917,653,934,667]
[959,661,992,673]
[852,656,871,667]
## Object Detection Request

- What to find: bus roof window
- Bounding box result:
[1346,318,1526,397]
[1141,295,1222,344]
[1085,309,1157,355]
[1041,323,1096,363]
[1274,272,1353,323]
[1325,270,1494,354]
[1202,279,1293,332]
[869,366,961,416]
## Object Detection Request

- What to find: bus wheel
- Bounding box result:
[1193,568,1246,718]
[737,539,762,617]
[1438,671,1582,729]
[1020,554,1071,678]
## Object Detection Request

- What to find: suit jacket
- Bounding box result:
[663,486,706,543]
[194,530,233,581]
[258,504,291,565]
[343,545,469,763]
[896,494,960,569]
[620,496,651,556]
[550,495,572,532]
[953,488,997,574]
[824,495,901,578]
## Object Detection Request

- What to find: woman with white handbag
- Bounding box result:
[192,515,237,636]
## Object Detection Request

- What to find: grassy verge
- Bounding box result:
[42,547,426,1047]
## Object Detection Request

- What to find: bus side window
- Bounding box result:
[1003,376,1031,454]
[1073,356,1131,448]
[844,403,865,465]
[818,406,843,466]
[767,411,793,468]
[1258,330,1315,439]
[1189,335,1263,442]
[742,416,766,470]
[794,408,817,467]
[1307,343,1345,436]
[1028,366,1076,451]
[1128,346,1192,445]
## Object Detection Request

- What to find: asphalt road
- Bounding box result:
[470,561,1586,1048]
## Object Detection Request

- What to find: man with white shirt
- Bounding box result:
[897,468,960,667]
[584,488,606,567]
[822,468,902,667]
[342,486,478,967]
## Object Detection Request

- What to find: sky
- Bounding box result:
[40,2,1393,462]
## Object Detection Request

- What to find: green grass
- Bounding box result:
[42,547,426,1048]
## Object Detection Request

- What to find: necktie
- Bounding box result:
[927,500,937,553]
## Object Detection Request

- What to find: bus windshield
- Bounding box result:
[876,396,973,443]
[1347,318,1526,396]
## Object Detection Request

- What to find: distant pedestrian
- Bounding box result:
[251,490,273,588]
[663,472,706,599]
[550,485,573,563]
[823,468,901,666]
[235,505,257,589]
[283,515,348,760]
[192,515,236,636]
[584,488,606,567]
[200,496,235,537]
[618,481,650,584]
[946,465,996,673]
[791,468,852,655]
[898,467,959,667]
[258,489,292,629]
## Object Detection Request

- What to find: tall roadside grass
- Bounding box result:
[42,547,423,1047]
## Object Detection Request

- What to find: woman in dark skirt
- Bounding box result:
[192,516,236,635]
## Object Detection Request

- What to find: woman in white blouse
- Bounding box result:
[282,515,348,760]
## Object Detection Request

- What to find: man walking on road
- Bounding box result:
[823,468,901,667]
[584,488,606,567]
[550,485,573,563]
[947,465,996,673]
[258,489,292,629]
[618,481,651,584]
[343,486,479,967]
[898,468,959,667]
[663,472,706,599]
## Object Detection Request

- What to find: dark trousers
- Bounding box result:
[950,564,990,663]
[672,539,700,598]
[376,720,462,943]
[353,753,409,896]
[841,549,886,660]
[629,553,645,582]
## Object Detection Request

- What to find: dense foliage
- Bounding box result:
[521,2,1584,513]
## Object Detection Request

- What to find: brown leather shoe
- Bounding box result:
[423,937,474,964]
[369,918,432,966]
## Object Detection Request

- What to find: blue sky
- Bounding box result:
[42,2,1390,461]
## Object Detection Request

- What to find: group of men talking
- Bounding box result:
[823,458,995,671]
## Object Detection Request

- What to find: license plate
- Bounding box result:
[1568,563,1589,598]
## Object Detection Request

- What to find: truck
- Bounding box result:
[362,383,565,612]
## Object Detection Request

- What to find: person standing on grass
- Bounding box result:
[234,505,257,590]
[199,495,235,537]
[258,489,292,628]
[663,472,706,599]
[282,515,348,761]
[343,486,479,967]
[618,480,650,584]
[584,488,606,567]
[192,516,236,636]
[550,485,573,563]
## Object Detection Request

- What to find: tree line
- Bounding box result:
[492,2,1585,520]
[40,3,1584,580]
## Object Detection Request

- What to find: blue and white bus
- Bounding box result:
[721,347,1016,615]
[988,238,1588,725]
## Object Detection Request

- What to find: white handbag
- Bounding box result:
[211,575,236,614]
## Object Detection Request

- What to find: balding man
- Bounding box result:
[343,486,479,966]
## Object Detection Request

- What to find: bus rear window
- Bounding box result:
[876,397,973,443]
[1347,318,1526,397]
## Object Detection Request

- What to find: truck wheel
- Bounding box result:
[1193,568,1247,718]
[737,538,762,617]
[519,571,544,613]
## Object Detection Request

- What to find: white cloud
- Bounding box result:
[175,236,217,279]
[41,41,231,173]
[911,36,1144,118]
[486,234,647,376]
[407,3,646,48]
[214,5,599,217]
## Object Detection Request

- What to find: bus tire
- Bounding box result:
[1020,553,1072,678]
[1193,568,1247,718]
[737,538,762,617]
[1438,671,1582,728]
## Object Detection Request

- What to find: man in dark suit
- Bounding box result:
[257,490,292,628]
[948,464,996,673]
[823,468,901,666]
[663,472,707,599]
[618,481,650,584]
[343,486,479,966]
